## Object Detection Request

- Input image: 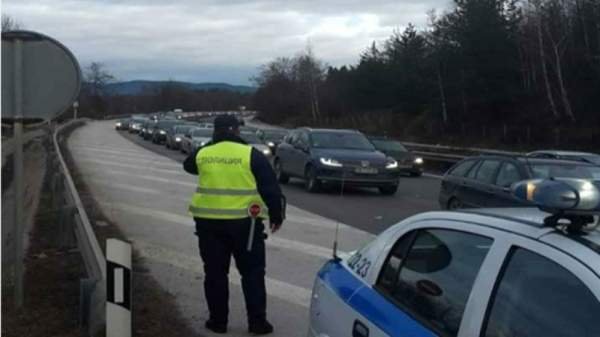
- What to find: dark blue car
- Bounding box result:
[273,128,401,195]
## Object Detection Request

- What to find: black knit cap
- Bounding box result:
[213,115,241,130]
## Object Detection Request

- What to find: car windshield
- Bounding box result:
[262,130,288,141]
[311,132,375,151]
[176,125,194,134]
[240,132,262,144]
[157,121,179,129]
[529,163,600,180]
[370,139,408,152]
[192,129,213,137]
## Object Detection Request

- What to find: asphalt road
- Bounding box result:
[68,120,375,337]
[117,124,441,234]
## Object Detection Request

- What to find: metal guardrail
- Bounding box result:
[402,141,524,164]
[51,118,105,336]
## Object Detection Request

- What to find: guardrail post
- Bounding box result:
[58,205,77,249]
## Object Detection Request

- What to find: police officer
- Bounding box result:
[183,115,284,335]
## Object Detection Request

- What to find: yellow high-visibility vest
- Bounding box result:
[188,141,268,219]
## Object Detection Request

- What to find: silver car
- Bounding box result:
[181,127,213,154]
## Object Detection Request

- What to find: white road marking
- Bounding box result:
[133,239,312,308]
[99,201,340,259]
[86,177,163,195]
[78,158,182,175]
[86,168,196,188]
[73,152,181,168]
[71,144,162,157]
[423,173,442,179]
[70,146,177,164]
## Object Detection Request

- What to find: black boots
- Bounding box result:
[248,320,274,335]
[205,319,273,335]
[205,320,227,334]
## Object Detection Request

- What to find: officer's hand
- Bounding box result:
[270,222,282,233]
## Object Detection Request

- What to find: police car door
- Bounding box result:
[464,234,600,337]
[343,220,500,337]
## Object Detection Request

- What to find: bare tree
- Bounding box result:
[85,62,115,96]
[2,14,23,32]
[294,45,326,122]
[531,0,560,118]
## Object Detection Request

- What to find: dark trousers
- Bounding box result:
[194,218,267,326]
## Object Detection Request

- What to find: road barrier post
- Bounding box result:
[59,205,77,249]
[106,239,132,337]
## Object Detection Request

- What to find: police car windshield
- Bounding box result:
[240,132,261,144]
[529,163,600,180]
[192,128,212,137]
[370,139,408,152]
[311,132,375,151]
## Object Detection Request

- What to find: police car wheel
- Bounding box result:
[305,166,320,192]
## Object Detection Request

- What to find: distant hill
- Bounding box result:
[103,80,256,95]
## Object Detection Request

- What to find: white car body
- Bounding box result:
[309,208,600,337]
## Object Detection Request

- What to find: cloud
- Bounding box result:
[3,0,449,84]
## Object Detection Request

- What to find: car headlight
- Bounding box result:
[267,141,275,147]
[414,157,424,165]
[116,122,122,127]
[386,159,399,169]
[175,137,182,142]
[262,148,271,156]
[320,157,343,167]
[159,130,166,135]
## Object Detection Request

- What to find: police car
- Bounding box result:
[309,178,600,337]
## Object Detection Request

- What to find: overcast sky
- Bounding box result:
[4,0,451,85]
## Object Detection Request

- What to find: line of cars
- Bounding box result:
[117,115,427,196]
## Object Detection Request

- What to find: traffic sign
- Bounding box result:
[1,30,81,121]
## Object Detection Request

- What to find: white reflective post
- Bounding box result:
[106,239,132,337]
[13,37,25,308]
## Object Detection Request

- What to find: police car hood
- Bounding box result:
[312,148,387,165]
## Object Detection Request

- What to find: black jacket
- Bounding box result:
[183,134,284,224]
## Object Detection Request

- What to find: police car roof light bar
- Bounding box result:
[512,178,600,234]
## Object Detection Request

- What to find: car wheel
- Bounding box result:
[447,197,463,210]
[305,166,320,193]
[410,171,422,177]
[274,160,289,184]
[379,184,398,195]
